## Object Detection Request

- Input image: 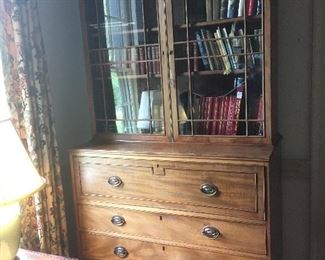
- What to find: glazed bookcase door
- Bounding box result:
[83,0,168,140]
[167,0,270,143]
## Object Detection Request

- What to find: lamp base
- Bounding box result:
[0,202,21,260]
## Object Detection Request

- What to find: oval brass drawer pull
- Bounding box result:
[200,183,218,196]
[202,226,221,239]
[111,215,126,226]
[108,176,123,187]
[114,246,128,258]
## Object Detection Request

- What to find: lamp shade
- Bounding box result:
[0,119,45,205]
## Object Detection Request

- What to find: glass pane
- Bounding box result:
[85,0,164,135]
[172,0,264,137]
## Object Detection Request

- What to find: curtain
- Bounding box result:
[0,0,69,256]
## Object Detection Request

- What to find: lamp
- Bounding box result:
[137,90,187,133]
[0,118,46,260]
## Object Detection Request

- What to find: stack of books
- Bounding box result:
[197,79,244,135]
[194,26,262,74]
[206,0,262,20]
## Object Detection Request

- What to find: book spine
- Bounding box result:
[215,28,232,74]
[221,96,230,135]
[246,0,256,17]
[222,27,237,70]
[217,97,224,135]
[205,97,214,134]
[212,0,220,20]
[219,0,228,19]
[206,0,213,21]
[193,42,198,71]
[206,30,220,70]
[200,29,215,70]
[227,0,238,18]
[256,0,262,15]
[237,0,244,16]
[225,96,237,135]
[211,97,219,135]
[195,31,210,70]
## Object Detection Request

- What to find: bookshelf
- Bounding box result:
[82,0,272,143]
[168,0,266,142]
[73,1,280,260]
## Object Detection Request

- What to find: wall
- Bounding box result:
[37,0,323,259]
[310,0,325,259]
[277,0,312,259]
[37,0,92,255]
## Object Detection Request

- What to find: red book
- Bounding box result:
[199,97,206,134]
[225,96,241,135]
[219,96,230,135]
[246,0,256,16]
[205,97,215,134]
[210,97,220,135]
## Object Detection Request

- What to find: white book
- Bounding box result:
[238,0,244,17]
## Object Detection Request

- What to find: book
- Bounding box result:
[217,96,228,135]
[225,92,242,135]
[205,97,214,134]
[237,0,245,16]
[227,0,239,18]
[206,30,223,70]
[219,0,228,19]
[254,28,263,66]
[246,0,256,16]
[214,28,232,74]
[222,27,238,70]
[211,97,220,135]
[229,24,243,69]
[195,31,210,70]
[212,0,220,20]
[206,0,213,21]
[193,42,198,71]
[200,29,214,70]
[256,0,262,15]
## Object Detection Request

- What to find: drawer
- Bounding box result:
[74,158,265,220]
[80,231,267,260]
[78,205,266,255]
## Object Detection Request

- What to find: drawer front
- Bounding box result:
[80,232,267,260]
[75,158,264,219]
[78,205,266,255]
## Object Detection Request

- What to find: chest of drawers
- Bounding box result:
[70,143,281,259]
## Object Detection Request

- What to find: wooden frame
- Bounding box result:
[79,0,276,145]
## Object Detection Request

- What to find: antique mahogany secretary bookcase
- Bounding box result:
[70,0,281,259]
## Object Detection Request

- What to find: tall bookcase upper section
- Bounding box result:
[80,0,275,144]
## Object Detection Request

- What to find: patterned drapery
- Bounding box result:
[0,0,69,256]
